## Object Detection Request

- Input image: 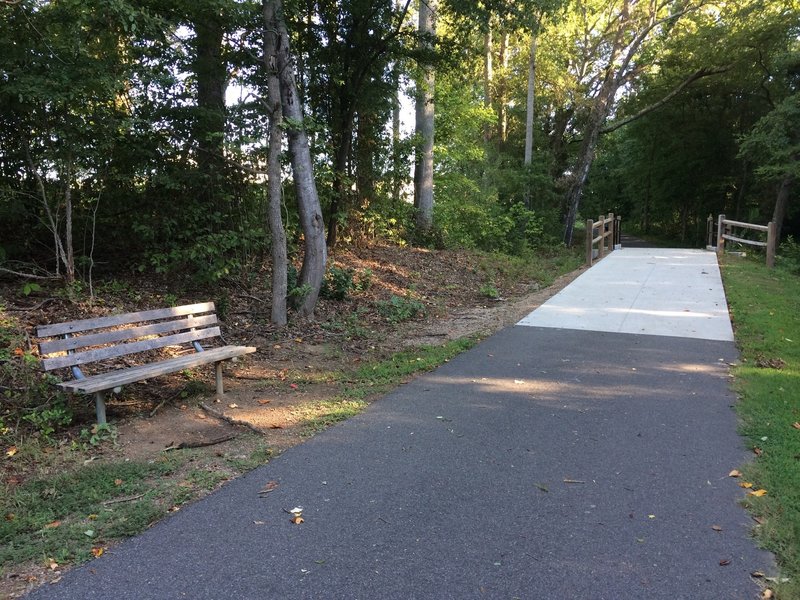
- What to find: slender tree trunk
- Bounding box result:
[264,0,288,326]
[523,31,537,209]
[483,25,493,143]
[270,0,326,318]
[392,63,402,203]
[194,12,228,209]
[327,117,354,248]
[497,31,509,147]
[62,159,75,284]
[414,0,436,232]
[773,174,792,242]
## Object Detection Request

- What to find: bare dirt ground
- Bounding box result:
[1,244,583,598]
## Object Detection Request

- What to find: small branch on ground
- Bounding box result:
[163,432,239,451]
[200,402,265,435]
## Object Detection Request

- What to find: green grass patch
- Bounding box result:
[298,336,480,435]
[476,246,583,289]
[721,255,800,598]
[0,458,179,569]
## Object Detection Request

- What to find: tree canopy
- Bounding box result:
[1,0,797,309]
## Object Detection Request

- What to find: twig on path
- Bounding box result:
[199,402,265,435]
[563,479,586,484]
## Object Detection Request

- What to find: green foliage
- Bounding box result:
[479,282,500,299]
[321,264,356,301]
[778,236,800,274]
[722,255,800,599]
[435,175,544,254]
[376,294,427,323]
[77,424,118,449]
[0,314,72,443]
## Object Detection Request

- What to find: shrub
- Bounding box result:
[376,294,426,323]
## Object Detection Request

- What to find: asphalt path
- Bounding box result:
[26,250,772,600]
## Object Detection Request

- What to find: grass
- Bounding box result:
[297,336,480,434]
[721,255,800,599]
[0,436,271,579]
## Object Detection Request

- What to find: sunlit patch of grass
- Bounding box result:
[721,255,800,598]
[297,336,480,435]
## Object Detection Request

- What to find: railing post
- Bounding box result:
[608,213,615,253]
[716,214,725,256]
[615,215,621,249]
[706,214,713,248]
[598,215,605,258]
[586,218,594,266]
[767,221,776,268]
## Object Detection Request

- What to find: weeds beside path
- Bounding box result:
[722,255,800,599]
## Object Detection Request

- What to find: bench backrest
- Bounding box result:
[37,302,220,372]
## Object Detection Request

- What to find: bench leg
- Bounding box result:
[95,392,107,425]
[215,362,224,396]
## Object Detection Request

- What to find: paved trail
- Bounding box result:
[27,248,771,600]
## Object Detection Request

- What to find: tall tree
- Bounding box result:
[263,0,288,325]
[266,0,327,318]
[414,0,437,232]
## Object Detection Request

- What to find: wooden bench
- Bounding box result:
[36,302,256,424]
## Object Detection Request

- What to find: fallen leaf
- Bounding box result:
[13,347,24,356]
[754,447,763,456]
[5,513,15,521]
[91,547,104,558]
[270,424,283,429]
[5,446,18,458]
[259,481,279,496]
[751,571,765,578]
[294,338,303,343]
[711,525,723,532]
[290,384,298,390]
[258,399,272,405]
[728,469,742,478]
[534,483,549,493]
[793,422,800,430]
[228,403,239,409]
[48,560,58,571]
[763,590,774,599]
[719,558,731,566]
[648,514,656,519]
[740,482,754,489]
[44,520,61,529]
[753,516,766,525]
[87,514,98,520]
[273,344,281,349]
[114,479,123,486]
[197,413,207,419]
[84,529,95,537]
[291,516,304,524]
[749,489,768,497]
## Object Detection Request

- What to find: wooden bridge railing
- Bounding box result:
[585,213,618,266]
[713,214,776,268]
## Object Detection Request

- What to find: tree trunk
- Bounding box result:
[497,30,509,147]
[193,12,228,208]
[773,174,792,242]
[271,0,327,319]
[392,62,402,204]
[483,25,493,143]
[263,0,288,326]
[327,118,354,248]
[414,0,436,233]
[523,31,537,209]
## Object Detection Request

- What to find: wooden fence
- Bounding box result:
[712,214,776,268]
[585,213,618,266]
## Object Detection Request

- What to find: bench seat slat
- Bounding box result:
[57,346,257,394]
[42,328,222,371]
[39,314,219,355]
[36,302,216,338]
